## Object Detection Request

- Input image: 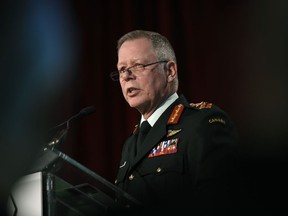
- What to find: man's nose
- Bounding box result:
[121,69,134,80]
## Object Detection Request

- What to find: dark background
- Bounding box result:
[1,0,288,215]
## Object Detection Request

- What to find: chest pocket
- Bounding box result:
[138,153,184,177]
[137,153,184,195]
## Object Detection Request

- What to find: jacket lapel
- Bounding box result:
[132,122,167,163]
[131,95,189,165]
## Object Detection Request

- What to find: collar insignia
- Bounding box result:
[133,124,139,135]
[167,104,184,124]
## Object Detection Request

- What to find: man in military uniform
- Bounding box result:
[110,30,240,215]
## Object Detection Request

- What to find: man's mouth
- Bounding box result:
[127,87,140,96]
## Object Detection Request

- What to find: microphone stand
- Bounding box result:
[47,128,68,148]
[46,105,96,149]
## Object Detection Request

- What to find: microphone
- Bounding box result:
[47,105,96,146]
[53,105,96,129]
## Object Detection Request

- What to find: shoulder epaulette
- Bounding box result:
[190,101,212,109]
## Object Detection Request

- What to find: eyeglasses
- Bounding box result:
[110,60,168,81]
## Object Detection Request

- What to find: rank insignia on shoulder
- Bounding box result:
[166,129,182,137]
[148,138,179,158]
[190,101,212,109]
[209,118,226,125]
[167,104,184,124]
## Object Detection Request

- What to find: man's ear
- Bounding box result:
[166,61,177,82]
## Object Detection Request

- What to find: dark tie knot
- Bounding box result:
[139,121,151,135]
[135,121,151,155]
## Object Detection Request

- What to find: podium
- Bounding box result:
[7,146,142,216]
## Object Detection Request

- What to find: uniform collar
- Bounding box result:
[140,92,179,127]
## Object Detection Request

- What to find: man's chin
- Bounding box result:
[127,99,143,109]
[128,102,140,108]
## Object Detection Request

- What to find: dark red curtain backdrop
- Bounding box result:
[49,0,287,213]
[1,1,287,215]
[60,0,249,180]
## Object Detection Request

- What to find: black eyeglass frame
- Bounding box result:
[110,60,169,81]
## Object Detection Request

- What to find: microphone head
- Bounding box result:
[79,106,96,116]
[50,105,96,130]
[47,105,96,143]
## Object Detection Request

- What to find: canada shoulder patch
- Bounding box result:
[190,101,213,109]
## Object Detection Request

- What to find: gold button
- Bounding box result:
[128,174,134,180]
[156,167,162,173]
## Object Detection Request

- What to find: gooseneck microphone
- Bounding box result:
[53,105,96,129]
[47,106,96,146]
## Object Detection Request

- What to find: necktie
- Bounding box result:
[136,121,151,154]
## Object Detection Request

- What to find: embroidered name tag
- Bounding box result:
[148,138,179,158]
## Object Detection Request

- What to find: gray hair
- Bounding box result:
[117,30,177,63]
